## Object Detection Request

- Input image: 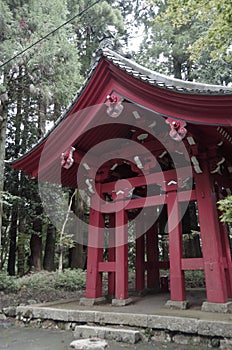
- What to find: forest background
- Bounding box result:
[0,0,232,278]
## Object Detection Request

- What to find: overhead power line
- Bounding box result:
[0,0,102,69]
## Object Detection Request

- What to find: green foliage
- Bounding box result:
[136,0,232,84]
[56,233,75,250]
[160,270,205,288]
[149,0,232,62]
[0,191,21,206]
[184,270,205,288]
[0,271,19,292]
[18,271,57,291]
[218,196,232,223]
[16,269,86,291]
[67,0,125,74]
[144,327,153,341]
[0,0,129,275]
[54,268,86,290]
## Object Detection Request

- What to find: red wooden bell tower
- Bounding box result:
[11,47,232,310]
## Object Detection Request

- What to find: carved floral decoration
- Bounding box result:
[105,93,124,118]
[61,146,75,169]
[166,118,187,141]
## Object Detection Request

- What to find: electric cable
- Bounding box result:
[0,0,101,69]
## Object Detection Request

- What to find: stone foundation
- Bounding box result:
[14,305,232,349]
[201,301,232,314]
[79,297,106,306]
[111,298,132,306]
[165,300,189,310]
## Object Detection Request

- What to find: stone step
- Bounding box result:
[74,325,141,344]
[70,338,108,350]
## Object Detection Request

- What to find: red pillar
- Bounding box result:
[219,221,232,298]
[85,195,104,299]
[146,222,160,290]
[167,190,186,301]
[108,214,115,296]
[135,219,145,292]
[195,165,228,303]
[115,209,128,300]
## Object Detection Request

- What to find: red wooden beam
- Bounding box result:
[178,190,197,202]
[100,192,195,213]
[125,195,166,210]
[98,262,116,272]
[181,258,204,270]
[101,167,192,192]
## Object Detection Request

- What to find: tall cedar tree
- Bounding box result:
[0,0,125,274]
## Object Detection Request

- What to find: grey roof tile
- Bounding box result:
[99,47,232,95]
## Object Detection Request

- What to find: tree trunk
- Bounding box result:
[0,94,8,270]
[69,191,84,269]
[183,233,202,258]
[43,223,56,271]
[7,66,24,275]
[173,57,182,79]
[7,204,18,275]
[0,109,7,267]
[58,248,63,273]
[38,99,46,139]
[29,234,42,271]
[17,231,25,276]
[69,243,84,269]
[29,205,43,271]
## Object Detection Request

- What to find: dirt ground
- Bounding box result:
[0,289,84,311]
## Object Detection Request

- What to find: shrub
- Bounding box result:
[0,272,20,292]
[18,271,57,291]
[184,270,205,288]
[218,195,232,223]
[159,270,205,288]
[55,268,86,291]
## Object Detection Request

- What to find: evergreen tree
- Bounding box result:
[150,0,232,62]
[1,0,83,274]
[135,0,232,85]
[0,0,127,274]
[67,0,124,74]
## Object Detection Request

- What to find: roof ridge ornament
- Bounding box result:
[92,31,132,65]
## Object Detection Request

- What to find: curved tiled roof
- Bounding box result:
[9,45,232,176]
[98,47,232,95]
[50,46,232,135]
